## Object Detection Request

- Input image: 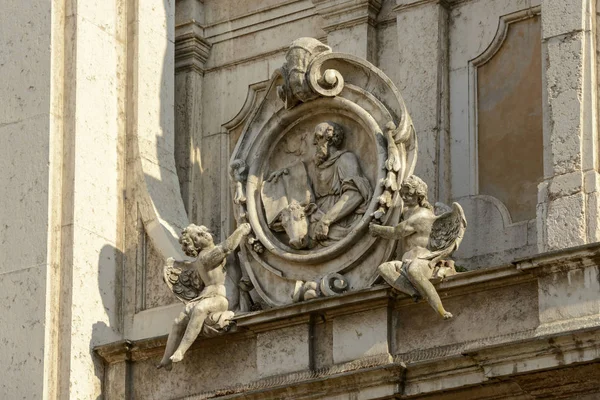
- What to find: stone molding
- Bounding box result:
[175,21,212,73]
[96,322,600,399]
[514,240,600,275]
[312,0,383,31]
[183,355,403,400]
[467,6,542,197]
[97,242,600,359]
[393,0,451,13]
[97,243,599,398]
[222,81,270,133]
[403,328,600,399]
[201,0,316,44]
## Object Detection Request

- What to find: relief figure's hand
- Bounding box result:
[266,168,289,183]
[240,223,252,236]
[314,219,330,241]
[369,223,382,237]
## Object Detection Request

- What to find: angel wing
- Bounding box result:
[163,259,205,303]
[434,202,452,216]
[424,202,467,263]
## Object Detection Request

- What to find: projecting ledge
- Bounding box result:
[97,242,600,364]
[94,246,600,399]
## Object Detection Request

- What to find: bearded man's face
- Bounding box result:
[313,124,332,165]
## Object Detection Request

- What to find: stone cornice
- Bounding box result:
[94,243,600,398]
[185,354,404,400]
[402,327,600,399]
[312,0,383,31]
[175,20,212,72]
[514,241,600,276]
[393,0,451,12]
[94,340,133,364]
[202,0,315,44]
[95,243,600,355]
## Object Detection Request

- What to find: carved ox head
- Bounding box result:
[276,200,317,249]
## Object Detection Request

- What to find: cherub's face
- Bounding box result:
[180,231,198,257]
[194,232,213,249]
[400,184,419,207]
[179,229,213,258]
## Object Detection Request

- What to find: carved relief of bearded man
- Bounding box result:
[307,122,372,245]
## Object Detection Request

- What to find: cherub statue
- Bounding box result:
[370,175,466,319]
[157,223,251,370]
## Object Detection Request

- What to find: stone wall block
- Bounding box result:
[131,337,257,399]
[538,265,600,324]
[394,281,539,354]
[395,2,448,199]
[256,324,311,378]
[544,32,585,176]
[332,307,389,364]
[136,23,176,157]
[0,115,51,271]
[396,5,441,132]
[0,264,47,399]
[544,192,587,250]
[0,0,52,124]
[548,171,583,200]
[139,0,175,42]
[541,0,586,39]
[413,127,438,200]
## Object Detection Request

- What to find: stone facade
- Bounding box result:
[1,0,600,399]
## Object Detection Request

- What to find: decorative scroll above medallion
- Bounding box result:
[230,38,418,307]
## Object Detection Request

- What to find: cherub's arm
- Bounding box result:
[370,220,415,240]
[202,223,252,268]
[369,223,397,239]
[395,220,415,236]
[222,223,252,252]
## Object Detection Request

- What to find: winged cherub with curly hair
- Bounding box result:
[157,223,251,370]
[370,175,466,319]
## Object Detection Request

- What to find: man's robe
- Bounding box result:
[308,150,372,244]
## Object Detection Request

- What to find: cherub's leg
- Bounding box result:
[378,261,420,300]
[406,260,453,319]
[170,302,210,363]
[157,312,189,370]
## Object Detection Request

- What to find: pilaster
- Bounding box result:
[312,0,382,62]
[538,0,600,251]
[393,0,450,201]
[175,0,212,221]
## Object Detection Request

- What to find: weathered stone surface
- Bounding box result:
[538,265,600,324]
[4,0,600,399]
[332,308,389,364]
[230,37,418,307]
[0,115,51,271]
[541,0,586,39]
[257,323,311,377]
[0,265,47,399]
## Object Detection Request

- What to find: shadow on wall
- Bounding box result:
[91,244,124,400]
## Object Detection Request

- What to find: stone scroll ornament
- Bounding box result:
[230,37,418,307]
